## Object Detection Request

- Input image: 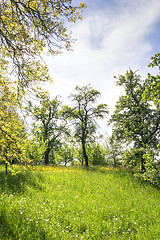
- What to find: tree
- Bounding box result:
[25,136,47,165]
[0,1,86,169]
[57,143,74,166]
[110,70,160,171]
[62,85,108,167]
[0,0,86,90]
[144,53,160,108]
[87,143,106,166]
[0,65,27,174]
[30,94,68,165]
[105,136,123,167]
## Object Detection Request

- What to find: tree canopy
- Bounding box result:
[110,70,160,171]
[0,0,86,170]
[144,53,160,108]
[0,0,86,90]
[62,85,108,166]
[30,93,68,165]
[0,64,27,171]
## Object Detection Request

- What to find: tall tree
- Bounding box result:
[110,70,160,171]
[0,66,27,173]
[30,94,68,165]
[105,136,123,167]
[0,0,86,90]
[62,85,108,166]
[0,0,86,167]
[144,53,160,108]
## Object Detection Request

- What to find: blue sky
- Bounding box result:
[45,0,160,135]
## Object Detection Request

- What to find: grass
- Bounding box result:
[0,165,160,239]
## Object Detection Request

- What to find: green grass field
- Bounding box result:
[0,165,160,239]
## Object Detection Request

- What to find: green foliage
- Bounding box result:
[62,85,108,166]
[144,53,160,107]
[29,93,68,165]
[0,68,28,168]
[25,137,47,165]
[0,0,86,169]
[56,143,74,166]
[110,69,160,171]
[135,148,160,186]
[104,136,123,167]
[0,166,160,239]
[0,0,86,90]
[122,148,146,169]
[75,146,85,166]
[87,143,106,166]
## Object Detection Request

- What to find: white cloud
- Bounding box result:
[44,0,160,135]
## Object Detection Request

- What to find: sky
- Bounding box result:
[44,0,160,136]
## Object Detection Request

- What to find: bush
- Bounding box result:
[87,143,106,166]
[135,150,160,186]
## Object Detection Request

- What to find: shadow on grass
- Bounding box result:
[0,167,45,194]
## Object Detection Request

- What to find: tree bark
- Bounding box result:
[82,142,88,167]
[140,150,146,172]
[45,149,49,165]
[6,162,8,175]
[141,159,146,172]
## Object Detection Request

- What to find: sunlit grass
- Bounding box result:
[0,165,160,239]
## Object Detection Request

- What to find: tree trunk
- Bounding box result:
[5,150,8,175]
[139,149,146,172]
[6,162,8,175]
[82,156,84,166]
[45,149,49,165]
[82,143,88,167]
[141,159,146,172]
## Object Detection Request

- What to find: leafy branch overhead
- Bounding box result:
[0,0,86,89]
[0,0,86,168]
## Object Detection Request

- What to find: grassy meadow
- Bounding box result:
[0,165,160,240]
